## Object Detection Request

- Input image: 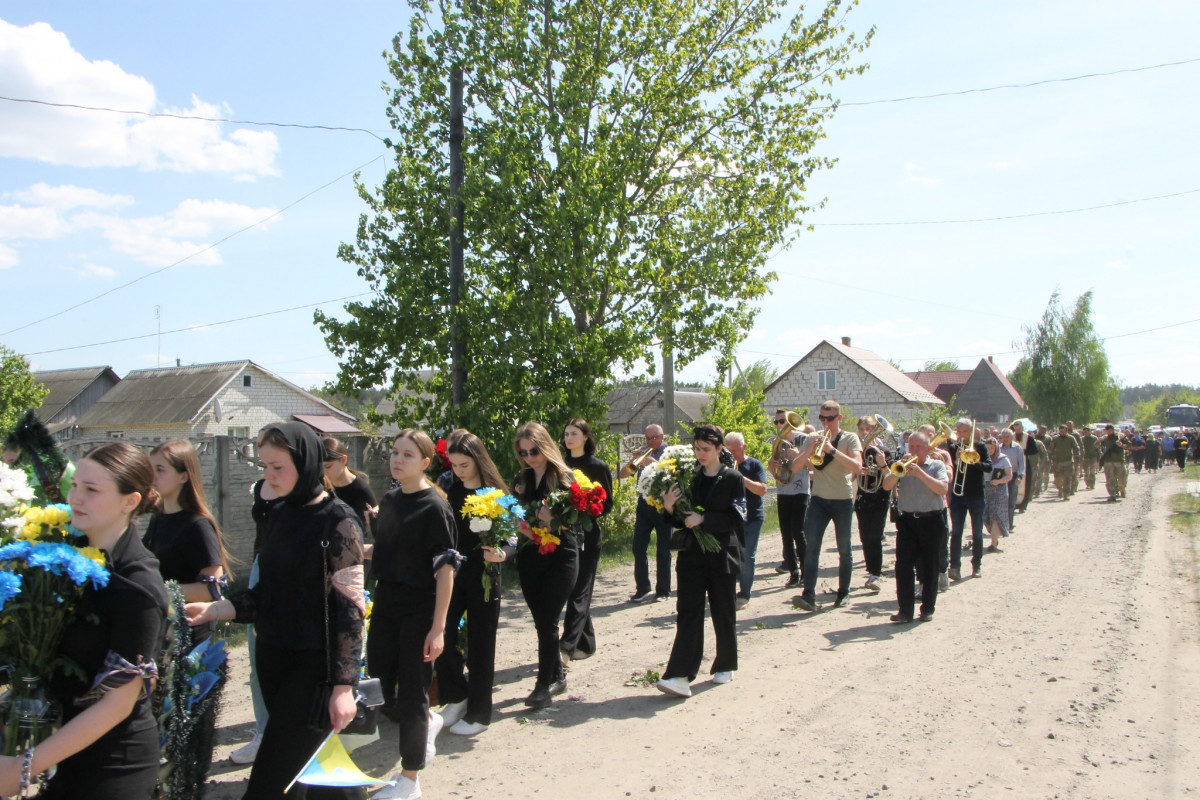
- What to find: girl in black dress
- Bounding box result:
[187,422,366,800]
[655,425,745,699]
[512,421,580,709]
[0,442,168,799]
[435,430,511,737]
[145,439,231,642]
[559,418,613,662]
[368,430,459,800]
[322,437,379,530]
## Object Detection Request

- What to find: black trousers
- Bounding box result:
[247,643,363,799]
[777,492,809,578]
[517,537,579,685]
[855,497,888,577]
[368,581,434,772]
[560,522,603,655]
[894,514,945,619]
[663,547,738,681]
[436,556,501,725]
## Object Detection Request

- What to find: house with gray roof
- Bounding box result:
[73,360,358,442]
[32,366,121,437]
[765,337,944,424]
[605,386,711,438]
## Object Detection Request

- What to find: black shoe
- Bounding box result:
[783,574,801,588]
[524,683,553,708]
[793,594,818,612]
[832,588,849,608]
[774,562,789,574]
[919,611,934,622]
[654,592,671,603]
[630,589,655,603]
[890,613,914,624]
[547,678,567,697]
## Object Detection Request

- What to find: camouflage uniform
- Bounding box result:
[1099,432,1129,500]
[1067,426,1084,494]
[1081,432,1100,490]
[1051,432,1079,499]
[1035,435,1051,494]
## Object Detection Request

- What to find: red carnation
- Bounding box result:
[588,502,604,517]
[435,438,450,468]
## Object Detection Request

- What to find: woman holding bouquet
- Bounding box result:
[0,442,168,799]
[656,425,745,699]
[559,418,613,663]
[512,421,580,709]
[436,430,511,736]
[186,422,366,800]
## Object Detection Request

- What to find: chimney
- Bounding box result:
[988,356,993,363]
[176,358,181,367]
[841,336,851,346]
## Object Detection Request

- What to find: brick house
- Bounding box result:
[909,357,1025,423]
[764,337,943,424]
[72,360,359,442]
[32,366,121,438]
[605,386,710,438]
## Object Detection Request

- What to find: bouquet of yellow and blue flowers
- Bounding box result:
[636,445,719,552]
[460,488,524,600]
[0,493,110,755]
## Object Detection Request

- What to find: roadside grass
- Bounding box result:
[1171,465,1200,573]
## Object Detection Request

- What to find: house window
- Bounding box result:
[243,375,253,387]
[107,431,125,439]
[228,426,249,438]
[818,370,836,391]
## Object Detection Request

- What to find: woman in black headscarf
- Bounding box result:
[654,425,745,699]
[188,422,366,800]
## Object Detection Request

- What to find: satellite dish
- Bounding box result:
[213,398,223,423]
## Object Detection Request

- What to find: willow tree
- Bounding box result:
[1009,290,1121,426]
[319,0,872,467]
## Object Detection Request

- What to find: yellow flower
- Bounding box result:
[77,546,106,566]
[23,507,43,525]
[573,469,597,491]
[19,523,41,540]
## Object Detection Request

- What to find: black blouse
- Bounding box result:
[230,494,364,685]
[371,487,458,589]
[142,510,222,583]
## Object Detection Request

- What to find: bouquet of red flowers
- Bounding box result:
[525,470,607,554]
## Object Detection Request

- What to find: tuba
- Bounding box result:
[858,414,894,493]
[768,410,803,483]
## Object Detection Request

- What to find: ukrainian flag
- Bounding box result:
[287,733,393,791]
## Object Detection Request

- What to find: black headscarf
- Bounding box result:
[262,422,326,507]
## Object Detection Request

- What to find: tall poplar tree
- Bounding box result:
[319,0,872,467]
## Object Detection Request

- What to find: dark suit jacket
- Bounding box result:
[667,465,746,574]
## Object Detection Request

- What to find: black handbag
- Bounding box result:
[306,527,383,735]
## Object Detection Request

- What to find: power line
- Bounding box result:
[812,188,1200,227]
[0,94,389,143]
[22,292,374,356]
[835,56,1200,108]
[0,155,383,337]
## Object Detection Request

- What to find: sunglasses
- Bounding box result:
[773,419,787,425]
[518,447,540,458]
[818,414,838,421]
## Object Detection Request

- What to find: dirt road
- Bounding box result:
[206,469,1199,799]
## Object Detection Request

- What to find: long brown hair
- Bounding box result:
[446,429,508,493]
[322,436,367,480]
[561,417,597,456]
[150,439,233,577]
[82,441,160,516]
[395,429,446,498]
[513,421,573,494]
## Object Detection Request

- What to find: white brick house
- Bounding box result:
[764,337,943,424]
[73,360,358,443]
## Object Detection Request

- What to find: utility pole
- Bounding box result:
[449,66,466,409]
[663,342,675,441]
[155,305,161,367]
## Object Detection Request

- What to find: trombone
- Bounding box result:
[952,420,979,496]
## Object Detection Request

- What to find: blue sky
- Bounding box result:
[2,1,1197,397]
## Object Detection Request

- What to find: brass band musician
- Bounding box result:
[854,416,891,593]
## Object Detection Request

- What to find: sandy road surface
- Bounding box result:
[206,469,1199,799]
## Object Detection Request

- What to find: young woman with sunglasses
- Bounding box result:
[558,418,613,663]
[511,422,580,709]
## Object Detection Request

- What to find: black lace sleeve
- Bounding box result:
[327,513,366,686]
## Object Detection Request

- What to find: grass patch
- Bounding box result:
[623,668,662,687]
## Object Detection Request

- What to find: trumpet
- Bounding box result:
[889,453,919,477]
[769,410,803,483]
[809,427,832,467]
[891,422,954,478]
[624,445,657,473]
[952,420,978,496]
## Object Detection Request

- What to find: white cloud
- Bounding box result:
[77,263,116,280]
[9,183,133,211]
[0,20,279,177]
[1105,259,1129,270]
[0,242,17,269]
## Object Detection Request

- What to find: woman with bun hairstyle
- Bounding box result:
[558,418,613,662]
[0,442,168,799]
[186,422,366,800]
[144,439,231,643]
[511,421,580,709]
[655,425,745,699]
[435,430,511,736]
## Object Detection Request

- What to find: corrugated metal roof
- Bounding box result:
[75,362,247,426]
[33,366,119,422]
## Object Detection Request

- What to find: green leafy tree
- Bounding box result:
[1133,388,1200,430]
[921,359,959,372]
[730,359,779,403]
[317,0,872,475]
[0,346,48,437]
[1009,290,1121,426]
[703,373,771,462]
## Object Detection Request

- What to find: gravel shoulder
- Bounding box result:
[205,469,1200,799]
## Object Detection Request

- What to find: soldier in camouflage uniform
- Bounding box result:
[1080,426,1100,490]
[1051,424,1080,500]
[1098,423,1129,501]
[1065,421,1084,495]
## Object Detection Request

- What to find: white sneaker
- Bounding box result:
[865,575,881,592]
[440,699,468,728]
[711,671,733,684]
[448,719,489,736]
[229,732,262,765]
[425,711,443,764]
[655,676,692,698]
[375,774,421,800]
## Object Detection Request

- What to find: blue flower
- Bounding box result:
[0,541,33,562]
[0,571,21,610]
